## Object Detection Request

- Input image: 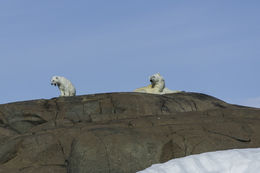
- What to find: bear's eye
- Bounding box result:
[56,77,58,79]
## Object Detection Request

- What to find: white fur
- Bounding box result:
[134,73,180,94]
[162,87,180,94]
[51,76,76,97]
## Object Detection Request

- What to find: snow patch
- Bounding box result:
[138,148,260,173]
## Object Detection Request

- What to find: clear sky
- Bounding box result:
[0,1,259,107]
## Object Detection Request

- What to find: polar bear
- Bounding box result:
[51,76,76,97]
[134,73,180,94]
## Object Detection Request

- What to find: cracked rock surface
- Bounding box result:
[0,92,260,173]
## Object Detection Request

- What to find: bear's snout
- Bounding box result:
[150,77,155,82]
[51,82,57,86]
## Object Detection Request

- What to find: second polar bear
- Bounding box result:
[51,76,76,96]
[134,73,180,94]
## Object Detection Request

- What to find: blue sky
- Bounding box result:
[0,1,260,107]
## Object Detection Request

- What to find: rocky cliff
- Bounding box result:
[0,92,260,173]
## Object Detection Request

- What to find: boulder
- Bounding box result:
[0,92,260,173]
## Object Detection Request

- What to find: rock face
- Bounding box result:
[0,92,260,173]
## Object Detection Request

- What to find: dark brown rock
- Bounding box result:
[0,92,260,173]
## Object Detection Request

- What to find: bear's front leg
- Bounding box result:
[60,90,65,97]
[64,90,70,96]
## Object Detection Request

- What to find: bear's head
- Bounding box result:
[149,73,165,92]
[149,73,164,84]
[51,76,61,87]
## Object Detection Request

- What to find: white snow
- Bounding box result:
[138,148,260,173]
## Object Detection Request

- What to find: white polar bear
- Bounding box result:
[51,76,76,97]
[134,73,181,94]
